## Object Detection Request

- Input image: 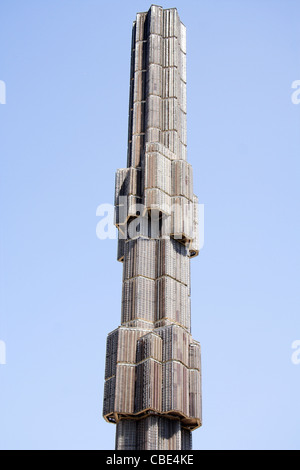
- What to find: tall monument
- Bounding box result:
[103,5,202,450]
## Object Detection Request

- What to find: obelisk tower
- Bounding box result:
[103,5,202,450]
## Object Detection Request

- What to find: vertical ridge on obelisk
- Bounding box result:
[103,5,202,450]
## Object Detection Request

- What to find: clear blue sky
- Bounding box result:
[0,0,299,450]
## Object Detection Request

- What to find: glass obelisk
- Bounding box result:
[103,5,202,450]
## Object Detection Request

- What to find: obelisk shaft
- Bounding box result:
[103,6,202,450]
